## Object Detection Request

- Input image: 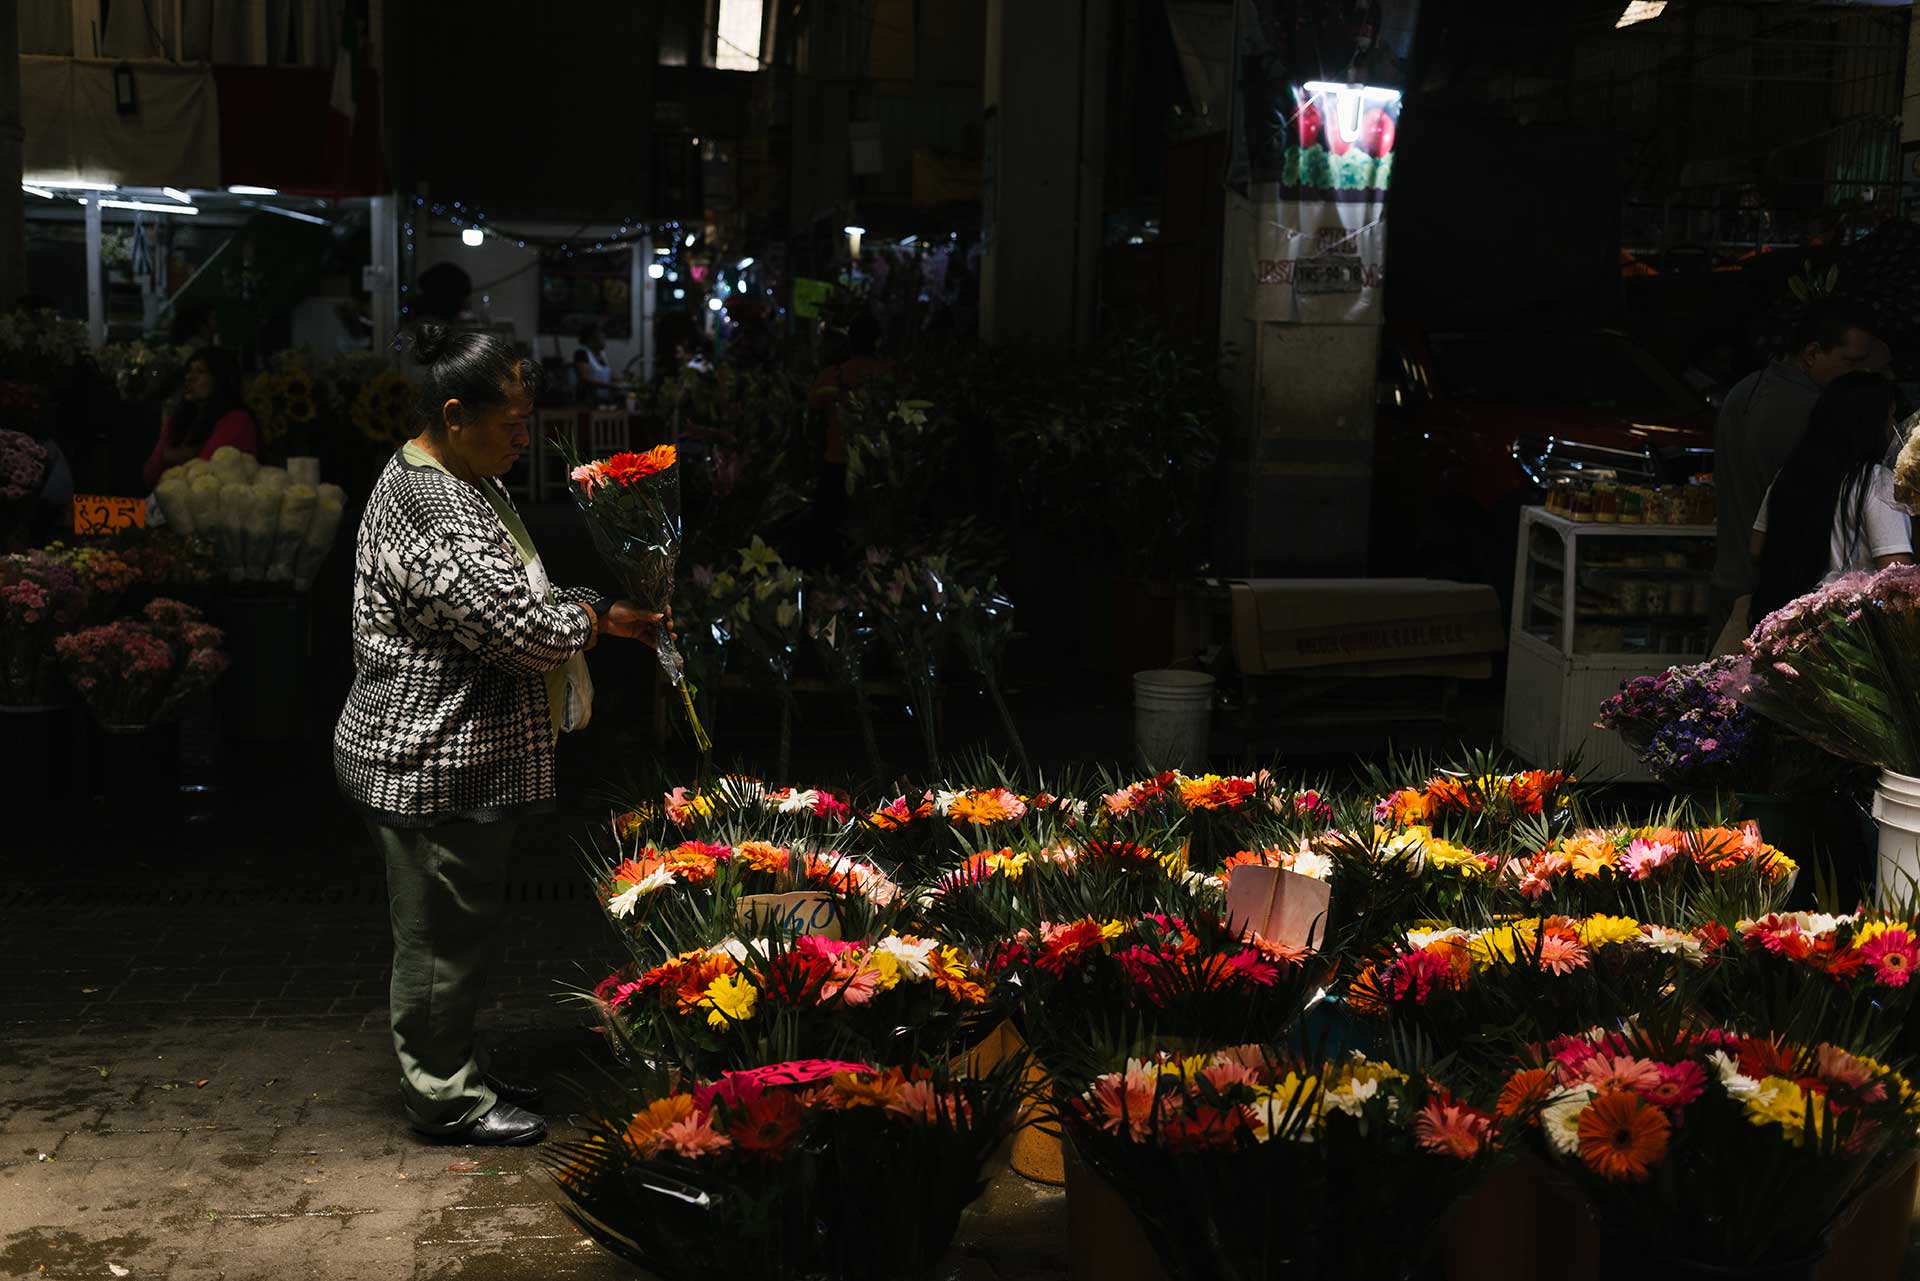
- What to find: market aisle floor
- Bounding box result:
[0,859,1068,1281]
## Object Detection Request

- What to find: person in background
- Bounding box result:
[141,348,258,489]
[1711,297,1878,635]
[573,325,618,405]
[1749,371,1914,622]
[335,324,662,1147]
[805,312,890,567]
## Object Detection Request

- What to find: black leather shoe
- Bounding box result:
[483,1073,542,1107]
[418,1102,547,1147]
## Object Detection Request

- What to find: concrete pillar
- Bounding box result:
[980,0,1107,350]
[369,194,399,360]
[85,198,104,346]
[636,235,656,383]
[0,9,24,307]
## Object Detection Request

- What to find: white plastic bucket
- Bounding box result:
[1132,670,1215,774]
[1872,769,1920,905]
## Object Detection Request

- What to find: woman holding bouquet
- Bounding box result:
[334,325,662,1147]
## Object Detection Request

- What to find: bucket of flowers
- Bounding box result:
[548,1055,1031,1281]
[53,597,227,731]
[0,551,88,707]
[1499,1024,1920,1279]
[1061,1047,1504,1281]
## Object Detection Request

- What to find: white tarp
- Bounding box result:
[21,56,221,189]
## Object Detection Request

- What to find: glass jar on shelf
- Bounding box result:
[1594,482,1620,523]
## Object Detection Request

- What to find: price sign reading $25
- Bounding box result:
[72,495,146,536]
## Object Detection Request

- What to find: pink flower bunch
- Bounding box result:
[53,597,226,728]
[0,429,49,502]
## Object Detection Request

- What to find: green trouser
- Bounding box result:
[366,816,519,1132]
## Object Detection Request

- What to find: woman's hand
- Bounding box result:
[600,600,667,643]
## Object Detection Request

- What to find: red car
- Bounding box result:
[1371,327,1714,603]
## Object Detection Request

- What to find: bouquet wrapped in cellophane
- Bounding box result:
[1736,565,1920,775]
[546,1056,1030,1281]
[562,441,709,750]
[1502,1025,1920,1273]
[1063,1048,1503,1281]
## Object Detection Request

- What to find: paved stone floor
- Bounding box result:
[0,824,1068,1281]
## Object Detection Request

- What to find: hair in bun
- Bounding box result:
[406,322,456,366]
[402,325,541,435]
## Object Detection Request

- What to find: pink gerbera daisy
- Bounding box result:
[657,1114,732,1158]
[1642,1061,1706,1110]
[1413,1097,1491,1159]
[1859,929,1920,988]
[1537,932,1592,976]
[1622,838,1678,881]
[1574,1053,1663,1095]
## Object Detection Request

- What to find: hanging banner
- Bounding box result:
[1234,0,1419,324]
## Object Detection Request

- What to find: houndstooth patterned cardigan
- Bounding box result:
[334,450,595,826]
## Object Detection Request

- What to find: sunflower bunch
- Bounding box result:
[244,352,318,447]
[350,369,414,447]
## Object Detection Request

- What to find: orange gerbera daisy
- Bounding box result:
[623,1093,696,1156]
[1496,1067,1557,1120]
[1345,964,1389,1015]
[930,947,988,1005]
[600,445,677,485]
[948,788,1028,825]
[1577,1088,1670,1181]
[734,840,792,876]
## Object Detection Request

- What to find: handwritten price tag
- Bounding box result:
[1225,866,1331,952]
[73,495,146,536]
[736,892,843,941]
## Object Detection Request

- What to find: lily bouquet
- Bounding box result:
[564,442,709,751]
[548,1057,1028,1281]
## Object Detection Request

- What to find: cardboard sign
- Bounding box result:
[73,495,146,536]
[736,892,843,941]
[1225,866,1331,952]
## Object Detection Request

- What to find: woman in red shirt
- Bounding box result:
[141,348,259,489]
